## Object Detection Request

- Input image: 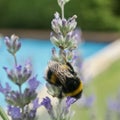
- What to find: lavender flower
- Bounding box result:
[3,63,32,85]
[4,34,21,55]
[0,82,11,95]
[28,75,40,91]
[0,34,42,120]
[7,105,22,119]
[41,97,56,120]
[51,14,78,50]
[28,109,36,119]
[55,97,76,120]
[41,96,76,120]
[66,97,76,110]
[32,98,41,110]
[51,12,62,34]
[51,12,77,34]
[41,97,52,111]
[61,97,76,120]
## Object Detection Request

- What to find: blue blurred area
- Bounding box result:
[0,38,109,107]
[79,41,109,58]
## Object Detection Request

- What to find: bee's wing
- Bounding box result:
[48,61,73,86]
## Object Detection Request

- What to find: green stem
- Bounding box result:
[61,4,65,19]
[13,53,24,115]
[13,54,17,66]
[18,85,24,114]
[0,106,9,120]
[57,98,62,120]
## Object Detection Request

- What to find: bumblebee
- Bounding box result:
[45,61,83,99]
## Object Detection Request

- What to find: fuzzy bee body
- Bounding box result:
[45,61,83,99]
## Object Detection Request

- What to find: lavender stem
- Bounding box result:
[61,4,64,19]
[13,54,17,66]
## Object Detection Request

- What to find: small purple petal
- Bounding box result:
[4,34,21,54]
[4,37,11,48]
[7,105,21,119]
[32,98,41,110]
[29,109,36,118]
[66,96,76,109]
[62,18,67,26]
[16,42,21,50]
[3,67,15,82]
[52,47,56,55]
[5,83,11,92]
[41,97,52,111]
[28,75,40,91]
[0,82,11,95]
[16,65,22,72]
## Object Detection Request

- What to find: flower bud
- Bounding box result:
[4,34,21,55]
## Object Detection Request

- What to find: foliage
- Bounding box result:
[0,0,120,31]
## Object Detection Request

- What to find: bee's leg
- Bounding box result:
[66,62,76,75]
[66,62,73,70]
[58,88,63,99]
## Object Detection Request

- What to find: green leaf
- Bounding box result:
[0,106,10,120]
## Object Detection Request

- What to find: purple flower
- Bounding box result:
[65,96,76,114]
[51,12,77,35]
[73,28,82,43]
[5,91,22,106]
[4,34,21,55]
[67,15,77,31]
[41,97,56,119]
[7,105,22,119]
[66,96,76,110]
[41,97,52,111]
[3,67,15,82]
[0,82,11,95]
[29,109,36,119]
[32,98,41,110]
[28,75,40,91]
[3,63,32,85]
[51,12,62,33]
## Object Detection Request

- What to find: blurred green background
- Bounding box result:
[0,0,120,31]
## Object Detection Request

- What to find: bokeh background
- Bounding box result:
[0,0,120,31]
[0,0,120,120]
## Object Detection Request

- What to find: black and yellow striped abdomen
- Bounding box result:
[45,61,83,99]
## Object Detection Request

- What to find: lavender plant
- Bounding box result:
[0,0,82,120]
[0,34,41,120]
[41,0,82,120]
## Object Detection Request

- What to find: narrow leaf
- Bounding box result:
[0,106,9,120]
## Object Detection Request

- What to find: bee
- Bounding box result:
[45,61,83,99]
